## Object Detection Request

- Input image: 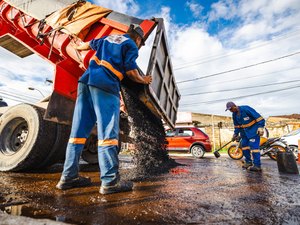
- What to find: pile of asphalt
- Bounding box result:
[121,87,179,181]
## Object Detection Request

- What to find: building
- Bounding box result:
[173,112,300,150]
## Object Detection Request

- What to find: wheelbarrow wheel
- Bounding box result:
[227,144,243,160]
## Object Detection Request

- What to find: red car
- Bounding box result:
[165,126,212,158]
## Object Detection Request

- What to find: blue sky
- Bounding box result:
[0,0,300,120]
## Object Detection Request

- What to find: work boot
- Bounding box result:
[248,165,262,172]
[56,176,92,190]
[100,180,133,195]
[242,162,253,169]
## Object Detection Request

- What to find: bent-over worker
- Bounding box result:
[56,24,152,194]
[226,102,265,172]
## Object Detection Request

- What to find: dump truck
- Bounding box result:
[0,0,180,172]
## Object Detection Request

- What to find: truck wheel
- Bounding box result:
[190,145,205,158]
[37,124,71,169]
[82,133,98,164]
[0,104,57,171]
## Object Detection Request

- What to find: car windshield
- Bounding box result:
[283,128,300,137]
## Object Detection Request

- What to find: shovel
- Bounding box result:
[213,140,233,158]
[277,148,299,174]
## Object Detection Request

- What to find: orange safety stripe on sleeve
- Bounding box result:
[98,139,119,146]
[92,56,124,81]
[255,117,264,123]
[242,146,250,150]
[251,149,260,153]
[241,120,256,128]
[234,125,241,128]
[69,138,87,144]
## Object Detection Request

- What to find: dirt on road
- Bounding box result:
[1,154,300,225]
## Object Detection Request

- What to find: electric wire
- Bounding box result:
[0,89,40,101]
[0,94,35,103]
[182,79,300,96]
[0,91,39,103]
[180,84,300,107]
[179,66,300,92]
[174,29,300,70]
[176,50,300,84]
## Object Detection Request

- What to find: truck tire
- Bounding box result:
[0,104,57,171]
[82,133,98,164]
[37,124,71,169]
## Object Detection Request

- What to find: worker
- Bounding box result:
[226,102,265,172]
[56,24,152,194]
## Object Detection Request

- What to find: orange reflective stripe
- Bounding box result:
[234,125,241,128]
[242,147,250,150]
[98,139,118,146]
[240,117,264,128]
[69,138,87,144]
[251,149,260,153]
[92,56,124,81]
[241,120,256,128]
[255,117,264,123]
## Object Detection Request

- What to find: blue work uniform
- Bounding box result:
[61,34,139,186]
[232,106,265,167]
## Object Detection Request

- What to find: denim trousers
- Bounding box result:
[241,135,261,167]
[61,82,120,186]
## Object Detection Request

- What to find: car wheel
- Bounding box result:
[190,145,205,158]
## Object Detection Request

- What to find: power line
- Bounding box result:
[0,90,40,101]
[0,91,38,103]
[177,50,300,84]
[174,29,300,70]
[179,66,300,92]
[180,84,300,107]
[182,79,300,96]
[0,95,35,104]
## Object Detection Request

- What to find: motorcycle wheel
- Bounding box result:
[228,144,243,160]
[268,145,286,161]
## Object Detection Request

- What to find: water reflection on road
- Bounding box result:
[1,154,300,224]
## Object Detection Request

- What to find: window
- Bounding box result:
[166,129,176,137]
[177,128,193,137]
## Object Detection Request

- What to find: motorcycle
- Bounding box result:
[228,136,292,161]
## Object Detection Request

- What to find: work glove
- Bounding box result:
[231,134,237,142]
[257,127,264,136]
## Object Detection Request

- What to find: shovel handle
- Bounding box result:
[214,140,233,153]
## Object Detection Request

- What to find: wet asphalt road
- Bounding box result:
[1,153,300,225]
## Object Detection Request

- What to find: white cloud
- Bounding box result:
[208,0,237,22]
[227,0,300,45]
[1,0,300,119]
[91,0,139,15]
[186,1,204,18]
[0,50,53,105]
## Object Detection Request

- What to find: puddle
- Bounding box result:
[1,156,300,224]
